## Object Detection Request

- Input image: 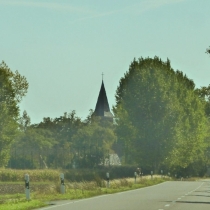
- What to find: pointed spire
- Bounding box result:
[94,80,113,118]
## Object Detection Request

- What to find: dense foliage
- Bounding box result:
[114,57,209,175]
[0,61,28,167]
[10,110,116,169]
[1,57,210,177]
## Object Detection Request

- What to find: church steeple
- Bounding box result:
[94,79,113,118]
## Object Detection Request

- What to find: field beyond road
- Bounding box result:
[0,174,166,210]
[1,168,204,210]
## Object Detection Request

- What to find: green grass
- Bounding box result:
[0,177,167,210]
[0,200,46,210]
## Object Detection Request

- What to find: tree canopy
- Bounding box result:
[2,58,210,176]
[114,57,209,173]
[0,61,28,167]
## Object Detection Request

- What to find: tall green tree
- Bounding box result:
[72,113,117,168]
[37,111,82,146]
[196,85,210,117]
[0,61,28,167]
[11,111,57,169]
[114,57,208,172]
[195,85,210,170]
[28,111,83,168]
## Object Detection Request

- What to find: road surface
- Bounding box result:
[37,180,210,210]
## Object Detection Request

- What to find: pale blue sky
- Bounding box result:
[0,0,209,123]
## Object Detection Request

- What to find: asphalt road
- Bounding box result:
[37,180,210,210]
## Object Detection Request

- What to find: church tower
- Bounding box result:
[93,79,113,120]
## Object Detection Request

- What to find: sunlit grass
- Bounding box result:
[0,176,167,210]
[0,169,60,182]
[0,200,46,210]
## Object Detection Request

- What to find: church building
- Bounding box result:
[93,78,121,165]
[93,79,114,121]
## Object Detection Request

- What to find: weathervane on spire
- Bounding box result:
[102,72,104,81]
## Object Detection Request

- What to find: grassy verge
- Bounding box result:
[0,177,167,210]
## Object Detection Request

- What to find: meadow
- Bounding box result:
[0,169,168,210]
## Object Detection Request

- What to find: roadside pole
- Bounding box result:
[25,174,30,200]
[151,171,153,179]
[134,172,137,184]
[161,170,163,178]
[60,173,65,194]
[106,172,110,188]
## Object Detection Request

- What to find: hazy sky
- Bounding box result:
[0,0,209,123]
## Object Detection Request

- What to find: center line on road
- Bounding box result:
[165,204,170,207]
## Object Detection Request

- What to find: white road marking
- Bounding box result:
[165,204,170,207]
[36,181,206,210]
[186,182,204,195]
[116,181,169,195]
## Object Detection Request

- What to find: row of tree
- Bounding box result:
[0,50,210,176]
[0,61,116,169]
[10,110,116,169]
